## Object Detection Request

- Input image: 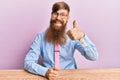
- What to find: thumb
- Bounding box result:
[73,20,77,28]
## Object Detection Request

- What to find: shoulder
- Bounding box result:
[37,32,45,35]
[36,32,46,37]
[33,32,46,41]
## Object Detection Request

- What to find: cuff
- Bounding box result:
[79,34,87,47]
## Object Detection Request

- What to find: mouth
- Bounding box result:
[51,19,64,30]
[54,20,62,26]
[55,21,62,25]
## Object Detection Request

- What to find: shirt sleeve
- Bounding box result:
[24,33,49,77]
[74,34,98,61]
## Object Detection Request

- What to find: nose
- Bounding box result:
[56,14,61,20]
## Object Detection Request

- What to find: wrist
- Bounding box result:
[79,33,87,47]
[45,68,50,78]
[79,32,85,40]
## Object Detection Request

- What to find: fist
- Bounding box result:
[67,20,85,40]
[46,68,59,80]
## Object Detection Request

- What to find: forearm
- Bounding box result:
[77,34,98,60]
[82,44,98,61]
[24,60,49,77]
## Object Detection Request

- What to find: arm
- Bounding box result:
[75,34,98,61]
[67,20,98,61]
[24,33,49,77]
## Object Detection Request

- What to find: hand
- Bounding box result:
[45,68,59,80]
[67,20,85,40]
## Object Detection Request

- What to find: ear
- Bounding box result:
[51,12,54,19]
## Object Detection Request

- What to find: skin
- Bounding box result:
[46,9,85,80]
[45,68,59,80]
[51,9,69,30]
[67,20,85,40]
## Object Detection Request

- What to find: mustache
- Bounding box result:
[51,19,63,24]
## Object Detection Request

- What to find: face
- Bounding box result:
[51,9,69,30]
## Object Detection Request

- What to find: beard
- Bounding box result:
[45,18,67,45]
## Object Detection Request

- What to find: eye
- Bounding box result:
[52,12,68,18]
[53,12,57,15]
[60,13,66,16]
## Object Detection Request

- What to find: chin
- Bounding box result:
[54,27,61,30]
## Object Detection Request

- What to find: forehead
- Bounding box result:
[56,9,68,14]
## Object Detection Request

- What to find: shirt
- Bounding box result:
[24,32,98,77]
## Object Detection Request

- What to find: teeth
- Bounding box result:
[56,22,60,23]
[57,23,61,24]
[56,22,61,24]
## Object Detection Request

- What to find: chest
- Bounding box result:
[41,42,74,59]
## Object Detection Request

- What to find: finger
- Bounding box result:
[51,71,58,75]
[49,68,57,74]
[67,30,71,37]
[49,77,58,80]
[49,73,58,77]
[67,31,74,40]
[69,34,74,40]
[50,69,59,75]
[49,76,56,80]
[53,67,59,71]
[67,31,72,39]
[73,20,77,28]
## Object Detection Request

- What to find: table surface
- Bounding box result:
[0,68,120,80]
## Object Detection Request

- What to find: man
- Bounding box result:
[24,1,98,80]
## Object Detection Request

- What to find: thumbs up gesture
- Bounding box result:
[67,20,85,40]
